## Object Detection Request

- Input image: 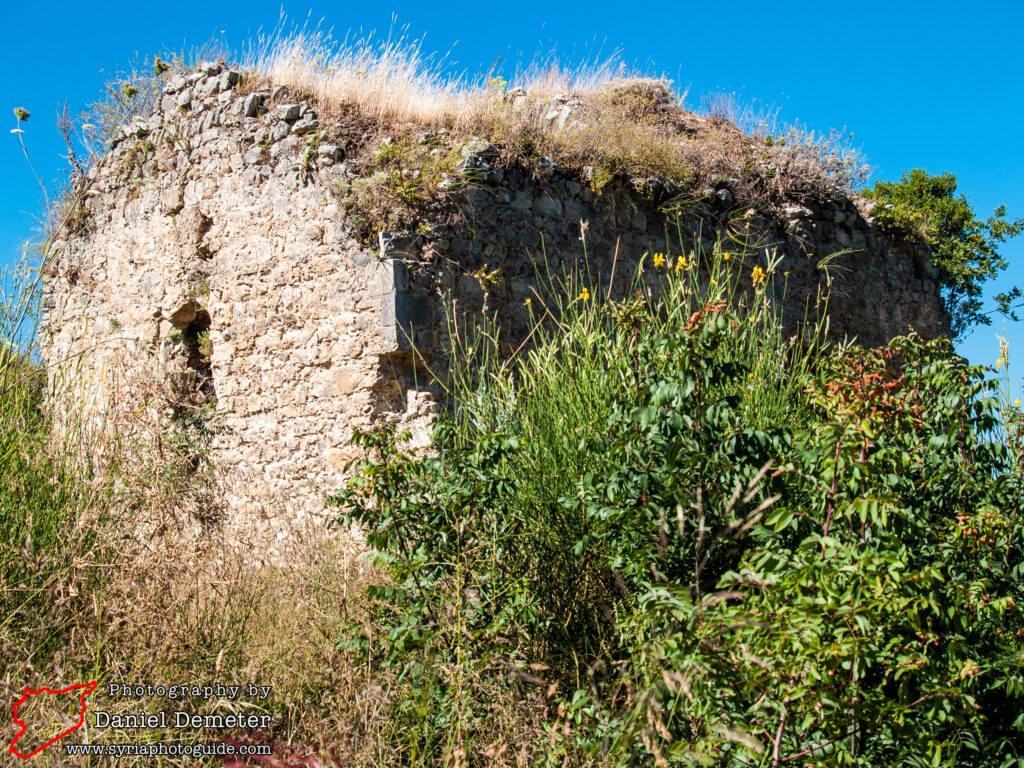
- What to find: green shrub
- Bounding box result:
[585,335,1024,766]
[331,242,1024,765]
[863,169,1023,338]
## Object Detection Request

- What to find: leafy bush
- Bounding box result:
[331,243,1024,765]
[863,169,1023,338]
[591,335,1024,766]
[7,233,1019,766]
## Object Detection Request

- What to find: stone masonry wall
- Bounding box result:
[42,63,950,544]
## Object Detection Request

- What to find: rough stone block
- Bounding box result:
[269,121,289,141]
[219,70,240,90]
[377,232,421,262]
[275,104,301,122]
[317,144,344,162]
[244,93,266,118]
[535,193,563,218]
[291,118,320,135]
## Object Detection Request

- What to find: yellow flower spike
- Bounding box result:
[653,253,666,268]
[722,252,731,261]
[1015,399,1021,409]
[674,256,686,272]
[751,266,767,287]
[577,287,591,301]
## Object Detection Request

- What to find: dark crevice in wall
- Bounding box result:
[182,310,216,406]
[165,308,217,482]
[372,353,433,416]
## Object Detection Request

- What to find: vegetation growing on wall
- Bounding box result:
[257,31,869,217]
[40,39,1017,337]
[334,135,462,244]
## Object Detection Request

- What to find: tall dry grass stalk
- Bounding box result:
[247,24,468,126]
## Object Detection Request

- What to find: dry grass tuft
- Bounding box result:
[246,25,470,127]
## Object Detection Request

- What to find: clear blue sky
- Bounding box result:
[3,0,1022,401]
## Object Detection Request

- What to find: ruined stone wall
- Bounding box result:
[42,63,949,542]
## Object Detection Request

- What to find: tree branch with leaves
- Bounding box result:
[864,169,1023,338]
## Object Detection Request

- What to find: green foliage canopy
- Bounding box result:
[864,169,1023,338]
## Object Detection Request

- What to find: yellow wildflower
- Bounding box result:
[722,252,731,261]
[997,337,1009,370]
[675,256,687,272]
[1015,399,1021,409]
[653,253,666,268]
[577,287,591,301]
[751,266,766,287]
[523,298,531,307]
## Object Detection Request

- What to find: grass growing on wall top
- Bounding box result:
[39,18,871,255]
[245,23,869,203]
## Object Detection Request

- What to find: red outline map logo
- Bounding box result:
[8,681,98,759]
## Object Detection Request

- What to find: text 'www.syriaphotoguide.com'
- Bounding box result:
[62,741,271,758]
